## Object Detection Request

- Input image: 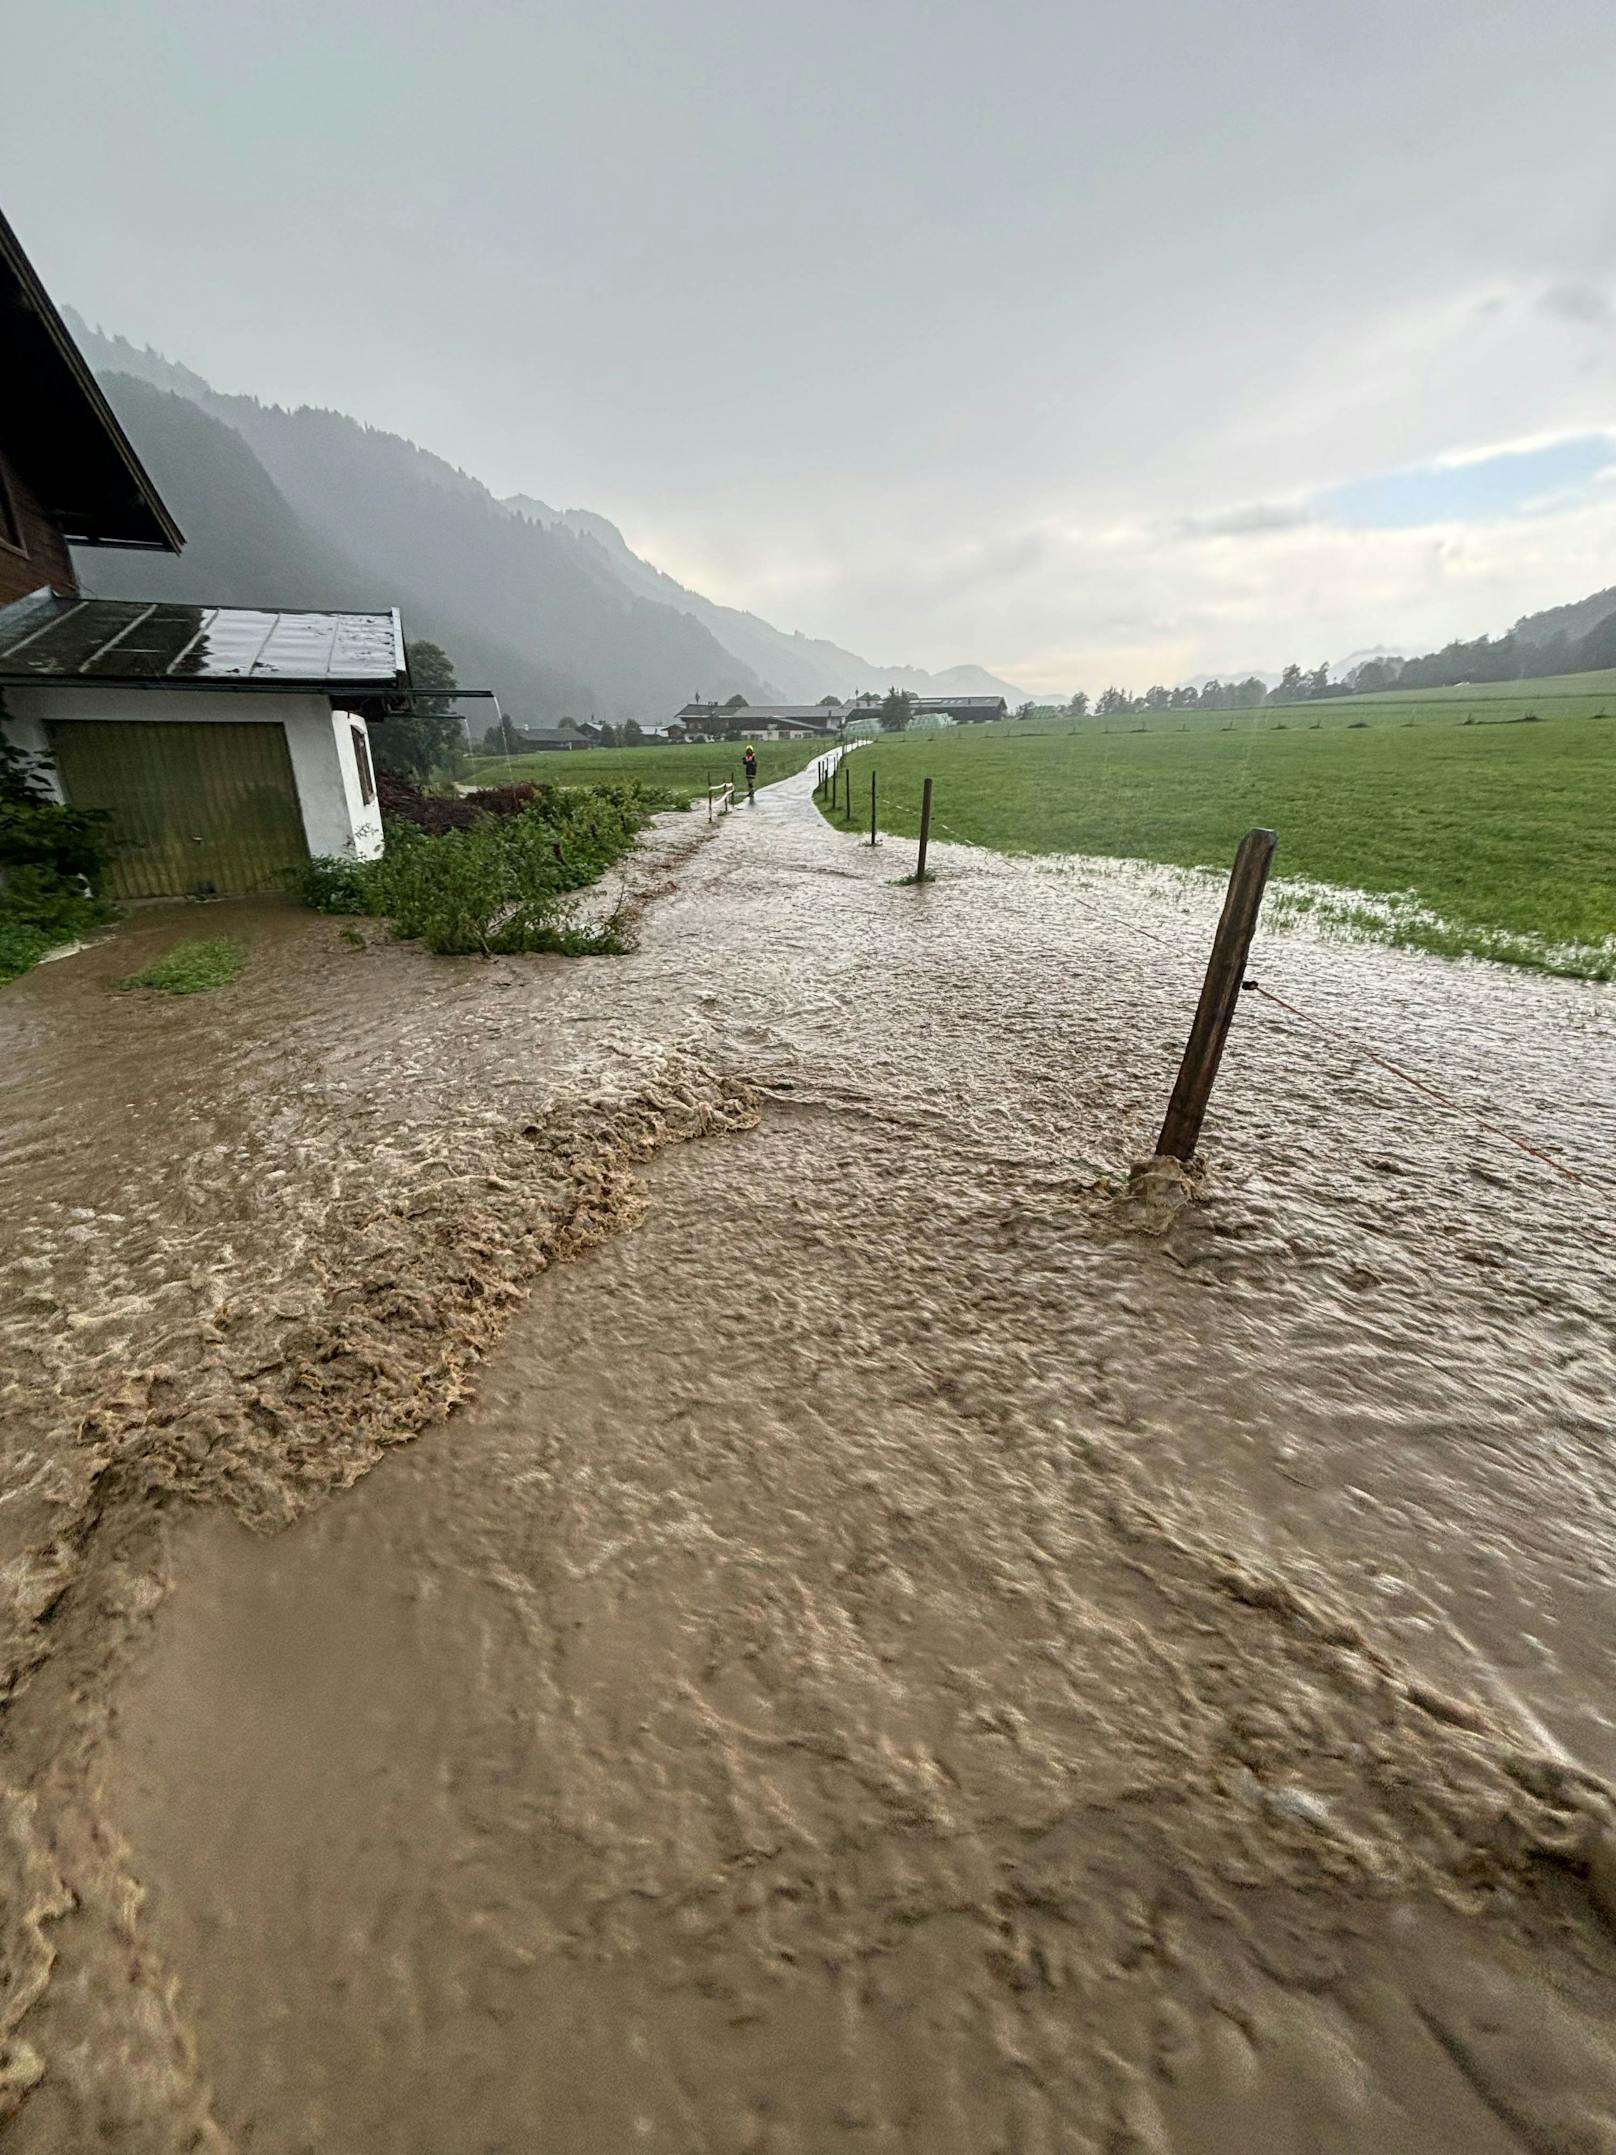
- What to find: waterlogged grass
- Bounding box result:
[465,738,828,802]
[114,936,247,994]
[826,717,1616,980]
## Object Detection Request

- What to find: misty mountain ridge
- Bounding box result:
[63,315,1028,719]
[1332,646,1410,673]
[57,319,1616,716]
[502,493,1027,706]
[1510,584,1616,649]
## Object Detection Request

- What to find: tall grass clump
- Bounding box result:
[114,937,247,994]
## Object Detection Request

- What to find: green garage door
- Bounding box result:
[48,720,309,900]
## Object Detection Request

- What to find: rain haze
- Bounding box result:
[8,0,1616,692]
[6,7,1616,2150]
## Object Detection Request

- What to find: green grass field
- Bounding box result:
[989,667,1616,739]
[822,715,1616,980]
[465,737,827,802]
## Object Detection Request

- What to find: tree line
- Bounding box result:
[1049,593,1616,719]
[1035,679,1276,718]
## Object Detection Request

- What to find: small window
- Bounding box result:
[350,721,376,806]
[0,456,26,557]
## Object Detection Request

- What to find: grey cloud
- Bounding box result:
[1539,282,1614,326]
[9,0,1616,683]
[1173,502,1316,540]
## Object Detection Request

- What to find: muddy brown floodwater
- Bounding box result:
[2,764,1615,2150]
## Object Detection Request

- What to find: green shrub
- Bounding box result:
[0,707,121,984]
[0,792,111,880]
[301,853,384,914]
[114,937,247,994]
[297,786,648,956]
[0,866,116,983]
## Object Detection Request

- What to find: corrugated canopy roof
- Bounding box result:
[0,593,406,688]
[0,207,183,553]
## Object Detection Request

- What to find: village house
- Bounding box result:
[0,205,409,900]
[913,694,1007,722]
[840,693,1011,726]
[846,694,1008,724]
[508,722,603,752]
[670,700,843,741]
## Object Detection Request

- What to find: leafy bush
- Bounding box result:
[0,792,111,880]
[377,773,556,834]
[0,866,116,984]
[115,937,247,995]
[379,772,679,833]
[301,853,383,914]
[0,711,119,984]
[300,783,652,956]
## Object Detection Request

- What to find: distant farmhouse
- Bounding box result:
[0,205,418,900]
[670,701,842,741]
[668,694,1006,740]
[509,720,604,752]
[914,695,1006,722]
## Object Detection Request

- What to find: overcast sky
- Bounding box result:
[9,0,1616,693]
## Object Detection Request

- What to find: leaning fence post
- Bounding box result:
[870,768,878,846]
[915,776,934,881]
[1156,828,1276,1161]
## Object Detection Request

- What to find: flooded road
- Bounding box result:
[3,767,1615,2148]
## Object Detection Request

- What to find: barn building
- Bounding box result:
[912,695,1007,722]
[670,701,842,740]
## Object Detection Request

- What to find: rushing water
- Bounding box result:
[2,766,1615,2149]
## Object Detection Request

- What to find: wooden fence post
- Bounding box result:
[1156,828,1277,1162]
[915,776,933,881]
[870,768,878,846]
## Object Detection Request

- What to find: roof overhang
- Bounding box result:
[0,208,184,553]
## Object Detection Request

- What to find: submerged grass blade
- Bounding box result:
[114,937,247,995]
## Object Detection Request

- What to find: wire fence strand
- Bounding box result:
[828,775,1610,1203]
[1245,983,1610,1195]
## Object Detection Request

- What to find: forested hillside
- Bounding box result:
[66,319,1026,721]
[73,332,772,722]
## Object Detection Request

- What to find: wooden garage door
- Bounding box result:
[48,720,309,900]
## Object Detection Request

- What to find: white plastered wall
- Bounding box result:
[1,686,384,861]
